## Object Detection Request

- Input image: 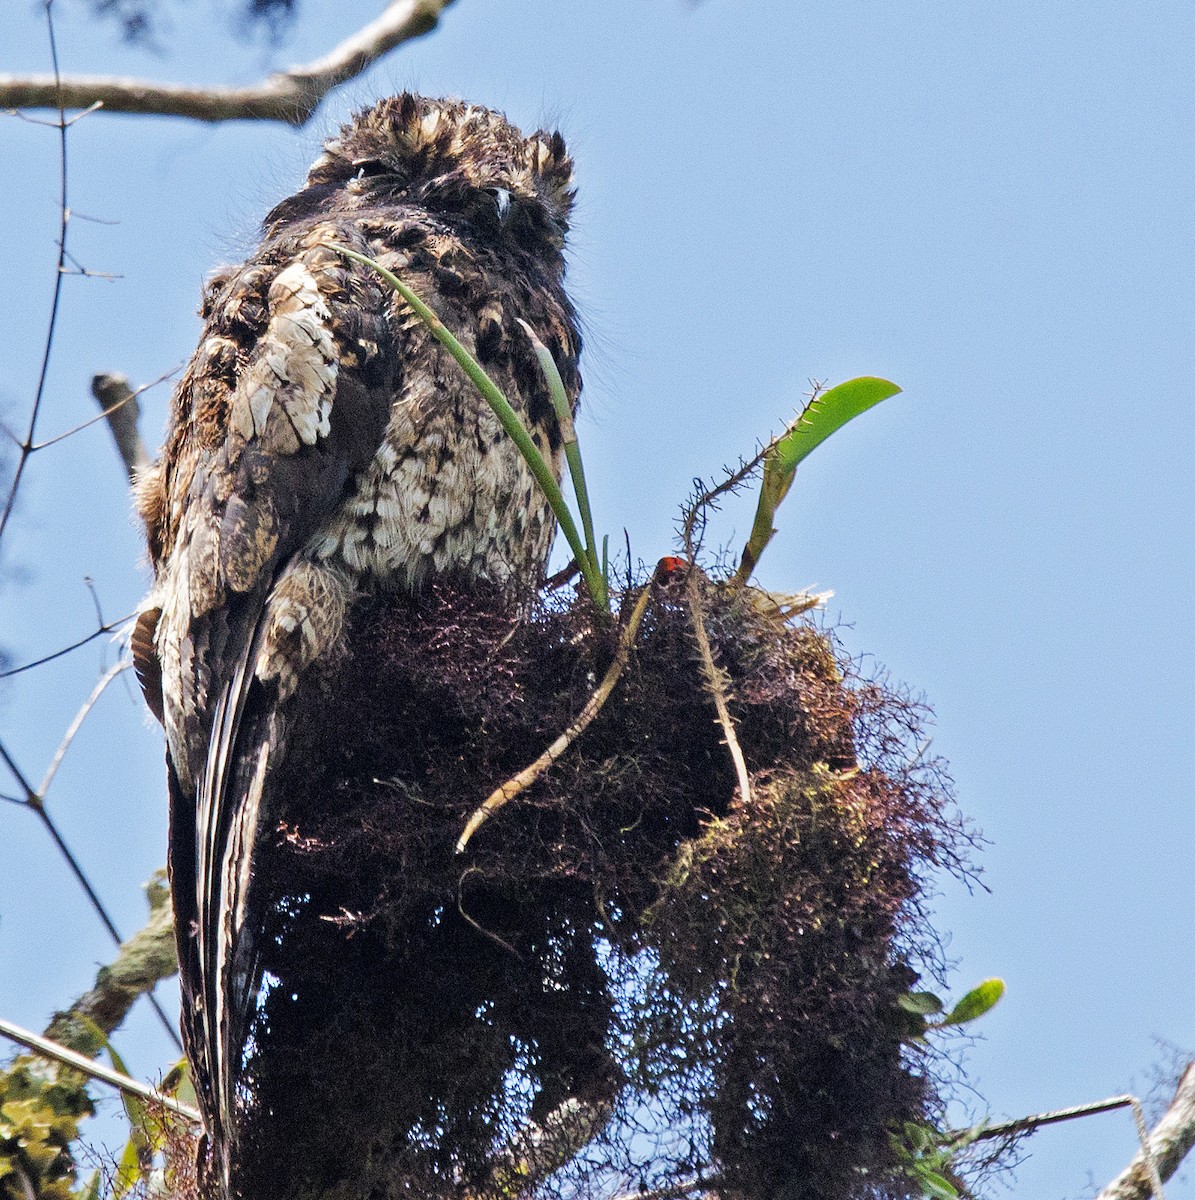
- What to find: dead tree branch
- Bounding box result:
[0,0,458,126]
[90,373,149,478]
[1098,1063,1195,1200]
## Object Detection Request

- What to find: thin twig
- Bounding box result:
[954,1088,1178,1200]
[0,736,181,1049]
[679,468,760,811]
[1,736,125,949]
[0,0,69,544]
[455,579,657,853]
[0,0,458,126]
[0,1017,199,1123]
[0,611,134,679]
[38,660,130,796]
[30,371,169,456]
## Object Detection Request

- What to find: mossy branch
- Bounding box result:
[0,875,192,1199]
[43,871,178,1056]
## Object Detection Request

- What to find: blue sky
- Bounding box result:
[1,0,1193,1195]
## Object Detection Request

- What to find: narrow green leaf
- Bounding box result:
[161,1056,198,1110]
[325,243,600,608]
[112,1133,144,1199]
[78,1017,129,1079]
[942,978,1006,1026]
[517,318,607,611]
[79,1017,149,1133]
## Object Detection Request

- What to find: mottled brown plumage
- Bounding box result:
[133,93,580,1197]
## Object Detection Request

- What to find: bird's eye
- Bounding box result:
[352,159,390,180]
[485,187,513,222]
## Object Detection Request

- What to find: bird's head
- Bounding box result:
[266,93,575,258]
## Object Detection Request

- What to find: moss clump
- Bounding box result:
[228,576,970,1200]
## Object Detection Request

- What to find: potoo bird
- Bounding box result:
[132,94,581,1194]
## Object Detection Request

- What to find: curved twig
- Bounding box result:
[38,660,130,796]
[455,579,656,854]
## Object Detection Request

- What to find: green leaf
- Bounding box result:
[917,1169,960,1199]
[773,376,901,471]
[897,991,944,1017]
[942,978,1006,1026]
[112,1132,144,1199]
[517,318,607,611]
[736,377,901,583]
[161,1056,198,1110]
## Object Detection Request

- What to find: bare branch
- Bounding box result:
[0,1016,198,1123]
[0,0,459,126]
[960,1094,1137,1142]
[1098,1064,1195,1200]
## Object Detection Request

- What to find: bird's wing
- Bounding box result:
[134,224,398,1164]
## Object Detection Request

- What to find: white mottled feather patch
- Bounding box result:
[230,263,337,449]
